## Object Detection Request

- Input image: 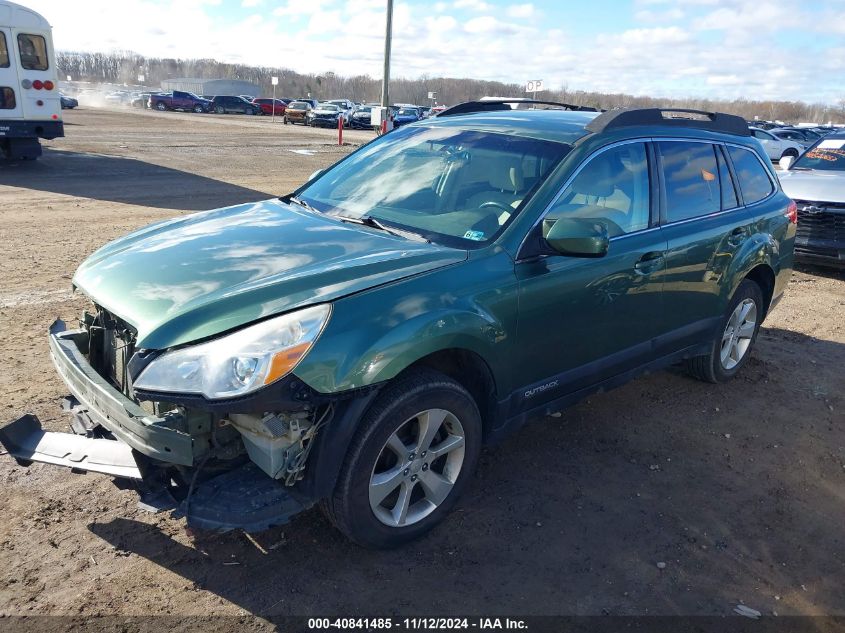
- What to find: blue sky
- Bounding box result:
[26,0,845,103]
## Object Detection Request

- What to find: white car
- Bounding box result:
[750,127,804,162]
[326,99,354,124]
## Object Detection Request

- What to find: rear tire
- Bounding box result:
[781,148,799,160]
[684,279,764,383]
[155,102,167,111]
[321,368,482,549]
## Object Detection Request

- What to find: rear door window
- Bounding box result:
[17,33,48,70]
[727,146,774,205]
[0,87,15,109]
[0,32,9,68]
[658,141,721,223]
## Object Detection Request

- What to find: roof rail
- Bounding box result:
[437,100,599,117]
[585,107,751,137]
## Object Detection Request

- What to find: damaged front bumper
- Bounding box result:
[47,321,194,466]
[0,320,314,532]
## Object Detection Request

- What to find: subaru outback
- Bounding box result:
[0,102,796,548]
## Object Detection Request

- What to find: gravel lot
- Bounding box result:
[0,108,843,619]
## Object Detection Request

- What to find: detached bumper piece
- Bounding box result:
[0,414,308,532]
[0,414,142,479]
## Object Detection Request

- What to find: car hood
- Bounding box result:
[73,199,466,349]
[778,169,845,203]
[313,109,338,115]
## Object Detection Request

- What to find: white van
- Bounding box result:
[0,0,63,159]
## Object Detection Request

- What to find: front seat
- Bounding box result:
[465,157,526,229]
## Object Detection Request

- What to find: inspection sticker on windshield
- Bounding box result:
[464,230,485,241]
[819,139,845,149]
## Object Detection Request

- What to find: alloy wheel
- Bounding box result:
[720,298,757,370]
[369,408,466,528]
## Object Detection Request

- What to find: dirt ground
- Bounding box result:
[0,108,843,619]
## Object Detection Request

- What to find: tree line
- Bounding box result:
[57,50,845,124]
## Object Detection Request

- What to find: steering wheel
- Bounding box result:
[478,201,514,214]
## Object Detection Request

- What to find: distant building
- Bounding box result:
[160,78,262,97]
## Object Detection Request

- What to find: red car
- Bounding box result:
[252,98,288,116]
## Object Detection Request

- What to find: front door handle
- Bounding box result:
[634,252,664,275]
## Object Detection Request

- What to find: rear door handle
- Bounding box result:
[634,252,664,274]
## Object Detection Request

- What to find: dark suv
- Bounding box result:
[0,102,796,548]
[209,95,262,115]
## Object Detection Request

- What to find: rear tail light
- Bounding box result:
[43,80,54,90]
[785,200,798,224]
[32,79,43,90]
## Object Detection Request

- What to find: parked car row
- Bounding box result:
[748,122,839,163]
[103,89,444,131]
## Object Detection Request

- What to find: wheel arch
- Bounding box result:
[401,348,500,440]
[726,231,779,320]
[743,263,776,319]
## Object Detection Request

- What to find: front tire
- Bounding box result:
[193,104,204,113]
[684,279,764,383]
[215,106,225,114]
[321,368,482,549]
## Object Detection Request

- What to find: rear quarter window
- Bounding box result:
[727,146,774,205]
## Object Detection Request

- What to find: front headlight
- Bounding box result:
[134,304,331,399]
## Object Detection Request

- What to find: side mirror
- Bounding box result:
[543,217,610,257]
[308,169,323,181]
[779,155,794,170]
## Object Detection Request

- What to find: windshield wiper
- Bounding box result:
[284,194,317,212]
[336,214,430,243]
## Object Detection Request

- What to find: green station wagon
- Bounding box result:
[1,102,796,548]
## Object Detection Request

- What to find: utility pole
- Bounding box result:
[380,0,393,109]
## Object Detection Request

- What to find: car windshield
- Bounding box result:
[398,108,417,116]
[290,102,308,109]
[296,125,570,247]
[318,104,339,111]
[792,138,845,171]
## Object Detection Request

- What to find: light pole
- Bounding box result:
[380,0,393,109]
[271,76,278,124]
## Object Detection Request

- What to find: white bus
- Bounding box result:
[0,1,62,160]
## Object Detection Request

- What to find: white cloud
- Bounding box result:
[634,8,684,22]
[600,26,690,46]
[241,0,262,7]
[464,16,518,35]
[454,0,490,11]
[273,0,336,17]
[706,74,742,86]
[506,3,535,19]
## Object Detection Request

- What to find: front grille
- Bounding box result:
[793,199,845,244]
